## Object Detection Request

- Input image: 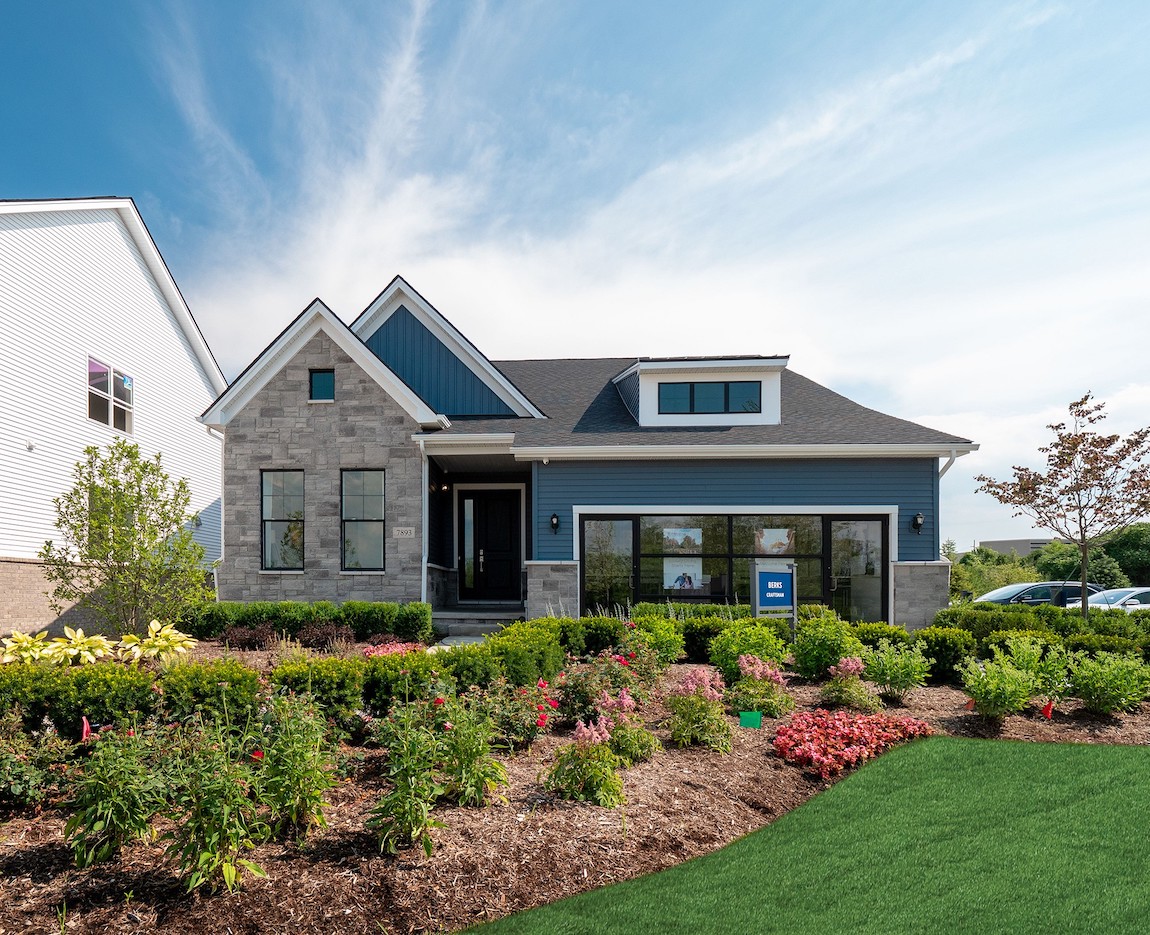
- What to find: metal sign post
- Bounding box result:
[752,559,798,640]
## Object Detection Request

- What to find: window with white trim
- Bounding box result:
[88,357,134,432]
[342,470,386,570]
[262,470,304,570]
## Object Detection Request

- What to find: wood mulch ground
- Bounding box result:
[2,660,1148,935]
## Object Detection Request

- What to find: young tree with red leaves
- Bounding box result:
[975,394,1150,618]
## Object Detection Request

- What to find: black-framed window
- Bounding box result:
[342,470,386,570]
[262,471,304,570]
[88,357,134,432]
[657,381,761,414]
[310,369,335,401]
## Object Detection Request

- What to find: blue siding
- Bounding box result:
[615,372,639,422]
[533,458,940,562]
[365,306,516,416]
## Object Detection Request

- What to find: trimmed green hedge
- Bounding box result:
[631,602,754,621]
[270,656,365,723]
[180,599,433,642]
[913,627,976,684]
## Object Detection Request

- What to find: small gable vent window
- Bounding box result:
[310,369,335,401]
[88,357,134,433]
[658,381,761,415]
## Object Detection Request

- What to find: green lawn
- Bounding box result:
[470,737,1150,934]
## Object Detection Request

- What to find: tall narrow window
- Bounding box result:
[342,470,386,570]
[88,357,134,432]
[262,471,304,570]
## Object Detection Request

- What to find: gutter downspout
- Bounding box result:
[938,449,958,478]
[417,438,429,604]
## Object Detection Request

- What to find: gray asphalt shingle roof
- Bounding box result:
[430,357,973,448]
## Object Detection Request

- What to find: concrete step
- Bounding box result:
[433,607,525,639]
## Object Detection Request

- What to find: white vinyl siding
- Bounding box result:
[0,208,223,562]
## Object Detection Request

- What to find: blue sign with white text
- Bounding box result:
[757,568,794,608]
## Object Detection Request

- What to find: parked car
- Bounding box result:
[1065,587,1150,613]
[972,581,1104,607]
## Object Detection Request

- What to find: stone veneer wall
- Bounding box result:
[426,565,456,610]
[525,562,580,620]
[892,560,951,631]
[218,332,425,603]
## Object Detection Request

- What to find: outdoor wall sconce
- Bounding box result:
[550,513,560,534]
[911,512,926,534]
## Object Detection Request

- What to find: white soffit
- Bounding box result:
[510,443,980,460]
[0,197,227,396]
[351,276,545,418]
[201,299,441,429]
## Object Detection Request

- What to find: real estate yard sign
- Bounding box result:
[753,558,797,637]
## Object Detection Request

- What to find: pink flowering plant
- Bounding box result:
[543,714,625,807]
[726,654,795,719]
[773,709,934,779]
[665,667,733,753]
[363,641,426,658]
[819,656,882,713]
[594,687,660,766]
[558,651,639,721]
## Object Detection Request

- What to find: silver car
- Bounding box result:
[1066,587,1150,613]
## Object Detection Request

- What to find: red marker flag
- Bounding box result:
[1041,701,1054,720]
[964,698,976,711]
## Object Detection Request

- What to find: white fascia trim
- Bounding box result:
[414,433,516,457]
[612,357,790,382]
[0,198,227,396]
[351,277,545,419]
[512,444,980,461]
[201,300,441,429]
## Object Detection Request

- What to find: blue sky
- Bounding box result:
[5,0,1150,549]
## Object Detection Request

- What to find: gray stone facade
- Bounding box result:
[218,332,425,603]
[892,560,951,631]
[525,562,580,620]
[426,564,457,610]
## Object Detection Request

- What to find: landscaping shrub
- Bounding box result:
[632,615,686,665]
[50,663,158,740]
[581,616,627,655]
[338,601,399,641]
[65,727,166,867]
[0,663,63,733]
[707,623,787,684]
[933,606,1037,644]
[221,623,275,651]
[682,616,730,663]
[1063,633,1144,658]
[558,652,638,722]
[851,622,911,649]
[295,622,356,650]
[980,628,1062,660]
[772,709,933,779]
[487,620,564,686]
[607,721,661,767]
[631,602,752,621]
[367,702,446,856]
[464,678,556,750]
[543,717,625,807]
[434,699,507,807]
[819,657,882,713]
[435,643,503,689]
[914,627,977,684]
[0,712,71,810]
[1069,652,1150,715]
[552,617,585,656]
[793,616,864,679]
[725,655,794,719]
[270,656,365,725]
[1084,609,1146,641]
[395,602,433,643]
[181,601,240,639]
[665,667,732,753]
[161,659,261,726]
[862,639,932,702]
[958,657,1033,718]
[361,651,443,718]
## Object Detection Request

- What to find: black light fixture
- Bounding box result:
[550,513,560,534]
[911,512,926,534]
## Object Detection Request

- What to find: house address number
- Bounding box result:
[392,527,416,538]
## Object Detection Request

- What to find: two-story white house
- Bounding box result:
[0,198,226,629]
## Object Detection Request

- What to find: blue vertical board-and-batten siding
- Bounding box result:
[364,306,516,416]
[532,458,941,562]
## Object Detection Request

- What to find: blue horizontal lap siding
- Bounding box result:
[365,306,515,416]
[533,458,940,562]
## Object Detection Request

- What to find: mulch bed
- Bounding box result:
[2,663,1148,935]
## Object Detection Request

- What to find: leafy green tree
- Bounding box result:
[1101,523,1150,586]
[976,394,1150,618]
[951,547,1033,600]
[39,439,211,633]
[1031,541,1131,589]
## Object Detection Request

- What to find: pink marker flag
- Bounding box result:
[81,716,92,741]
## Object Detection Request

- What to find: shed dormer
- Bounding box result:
[612,356,789,427]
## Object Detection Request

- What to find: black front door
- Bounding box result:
[458,490,522,601]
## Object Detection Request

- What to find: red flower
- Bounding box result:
[537,678,549,689]
[251,750,265,761]
[548,698,559,709]
[535,715,548,727]
[536,703,545,711]
[627,652,636,659]
[433,697,445,706]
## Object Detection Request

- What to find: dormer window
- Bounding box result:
[658,381,761,415]
[614,356,787,427]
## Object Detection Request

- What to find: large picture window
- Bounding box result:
[88,357,134,432]
[657,381,760,414]
[342,470,386,570]
[262,471,304,570]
